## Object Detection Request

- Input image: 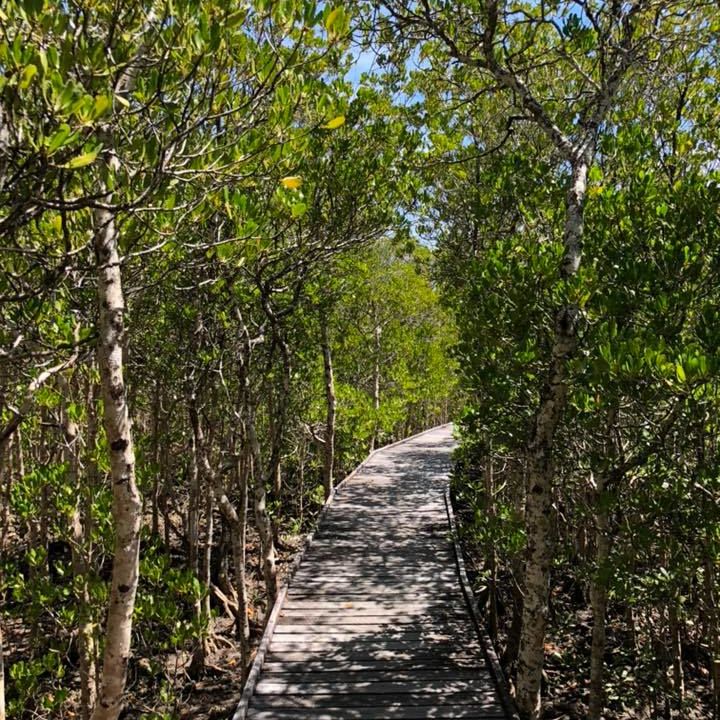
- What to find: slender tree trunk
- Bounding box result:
[703,541,720,720]
[246,416,278,604]
[321,322,336,500]
[151,384,161,538]
[60,373,97,720]
[272,462,282,498]
[161,440,172,551]
[589,472,610,720]
[202,492,213,621]
[0,618,5,720]
[0,435,12,551]
[85,377,102,700]
[91,203,142,720]
[0,440,6,720]
[369,314,381,452]
[187,413,206,676]
[187,421,201,575]
[484,451,499,643]
[669,604,684,704]
[516,159,588,720]
[298,438,305,526]
[234,450,251,680]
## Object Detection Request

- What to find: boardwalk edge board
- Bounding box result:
[230,423,453,720]
[444,486,521,720]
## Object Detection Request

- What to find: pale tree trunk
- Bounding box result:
[151,384,161,537]
[272,462,282,498]
[59,372,97,720]
[85,378,102,698]
[234,449,251,680]
[0,444,6,720]
[268,395,283,498]
[202,492,213,621]
[589,408,617,720]
[668,604,684,705]
[186,413,206,676]
[370,320,381,453]
[0,618,4,720]
[706,547,720,720]
[321,322,336,500]
[298,437,306,526]
[247,416,278,604]
[516,159,589,720]
[91,203,142,720]
[502,462,527,674]
[187,417,201,575]
[589,470,610,720]
[484,450,499,643]
[0,434,12,551]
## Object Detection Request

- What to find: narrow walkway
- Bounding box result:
[237,425,510,719]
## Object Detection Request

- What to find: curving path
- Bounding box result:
[234,425,512,720]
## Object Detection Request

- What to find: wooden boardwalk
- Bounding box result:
[235,425,512,720]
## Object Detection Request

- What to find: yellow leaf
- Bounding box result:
[280,176,302,190]
[322,115,345,130]
[325,6,343,32]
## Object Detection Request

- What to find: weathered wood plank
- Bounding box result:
[281,601,465,611]
[247,707,507,720]
[254,679,498,696]
[277,613,468,624]
[262,659,480,673]
[249,691,504,709]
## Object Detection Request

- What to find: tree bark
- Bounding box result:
[589,472,610,720]
[0,618,5,720]
[704,539,720,720]
[321,322,336,500]
[150,383,161,538]
[516,159,588,720]
[187,410,206,676]
[60,372,97,720]
[0,434,12,552]
[669,604,685,704]
[247,416,278,604]
[202,491,214,622]
[234,449,251,680]
[187,417,201,576]
[91,204,142,720]
[484,451,499,643]
[369,311,381,452]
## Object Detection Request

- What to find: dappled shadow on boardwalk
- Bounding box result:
[245,426,507,720]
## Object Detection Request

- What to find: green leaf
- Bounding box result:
[46,124,72,154]
[588,165,603,183]
[93,95,111,118]
[675,363,686,383]
[20,63,37,89]
[61,146,101,169]
[291,202,308,217]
